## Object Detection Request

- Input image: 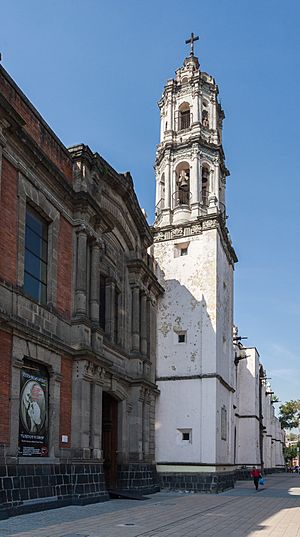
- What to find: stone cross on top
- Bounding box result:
[185,32,199,56]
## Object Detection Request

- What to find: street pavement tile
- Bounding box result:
[0,475,300,537]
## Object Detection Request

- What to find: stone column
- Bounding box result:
[131,286,140,352]
[149,299,157,383]
[166,96,173,131]
[194,91,200,123]
[143,392,150,459]
[212,98,217,130]
[190,154,199,210]
[89,239,101,323]
[91,370,104,460]
[146,297,151,358]
[140,293,147,355]
[164,161,171,210]
[75,226,88,315]
[128,386,144,461]
[71,360,92,459]
[160,111,164,141]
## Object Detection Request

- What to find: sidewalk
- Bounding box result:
[0,473,299,537]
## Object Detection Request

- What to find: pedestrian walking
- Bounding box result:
[250,466,261,490]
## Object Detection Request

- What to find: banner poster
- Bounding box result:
[18,360,49,457]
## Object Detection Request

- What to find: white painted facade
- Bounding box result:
[153,48,237,474]
[233,339,285,469]
[234,347,261,466]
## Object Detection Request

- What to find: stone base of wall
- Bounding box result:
[235,467,286,481]
[0,462,109,519]
[117,463,160,494]
[158,471,235,493]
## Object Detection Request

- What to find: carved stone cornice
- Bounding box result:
[153,215,237,266]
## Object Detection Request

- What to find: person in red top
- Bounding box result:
[250,466,261,490]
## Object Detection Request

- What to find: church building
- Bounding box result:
[152,35,283,491]
[0,36,284,516]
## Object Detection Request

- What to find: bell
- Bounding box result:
[178,171,189,188]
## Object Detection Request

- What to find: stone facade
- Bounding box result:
[0,64,162,518]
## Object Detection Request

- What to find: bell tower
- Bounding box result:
[153,35,238,490]
[155,34,227,226]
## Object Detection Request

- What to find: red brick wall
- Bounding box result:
[0,158,18,284]
[56,216,73,318]
[59,355,72,448]
[0,331,12,444]
[0,69,73,182]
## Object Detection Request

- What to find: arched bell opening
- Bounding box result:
[173,162,191,208]
[202,99,210,128]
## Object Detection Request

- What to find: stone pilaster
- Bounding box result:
[75,226,88,316]
[128,386,144,461]
[140,293,147,355]
[191,152,200,217]
[105,279,115,340]
[89,239,101,323]
[71,361,106,460]
[131,286,140,352]
[149,298,157,383]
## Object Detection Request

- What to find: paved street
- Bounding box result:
[0,474,300,537]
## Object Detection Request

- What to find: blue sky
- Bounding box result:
[1,0,299,405]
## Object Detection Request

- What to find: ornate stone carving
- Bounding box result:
[191,224,202,235]
[154,232,165,242]
[171,227,184,238]
[202,219,218,230]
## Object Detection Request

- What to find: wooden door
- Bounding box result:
[102,392,118,489]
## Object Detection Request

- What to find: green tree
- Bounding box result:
[284,444,298,463]
[279,400,300,430]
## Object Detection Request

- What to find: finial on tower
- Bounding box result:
[185,32,199,56]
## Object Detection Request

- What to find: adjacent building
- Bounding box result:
[0,64,162,517]
[233,336,285,471]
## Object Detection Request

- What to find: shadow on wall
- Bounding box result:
[155,274,235,474]
[156,275,218,378]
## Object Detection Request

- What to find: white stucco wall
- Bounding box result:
[154,227,234,467]
[155,378,219,464]
[216,235,234,385]
[235,348,260,465]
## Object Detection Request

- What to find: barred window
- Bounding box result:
[24,206,48,304]
[180,110,190,130]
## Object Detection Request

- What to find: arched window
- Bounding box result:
[174,162,190,206]
[202,101,209,128]
[179,103,190,131]
[201,166,210,206]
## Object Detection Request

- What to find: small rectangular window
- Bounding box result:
[178,333,186,343]
[177,428,192,444]
[174,242,190,258]
[24,206,48,304]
